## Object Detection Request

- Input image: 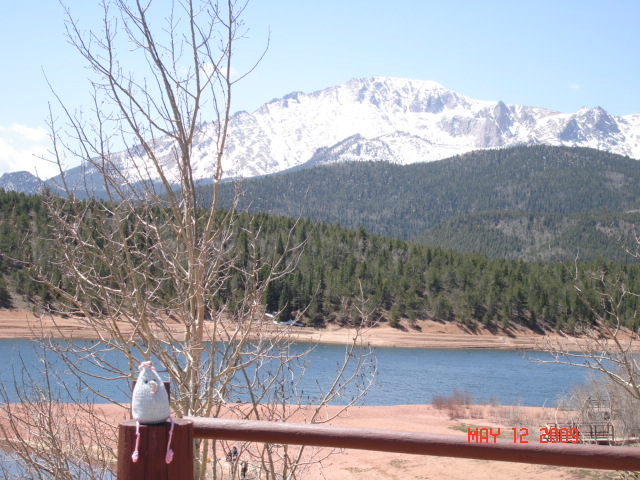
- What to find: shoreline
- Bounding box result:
[0,308,627,352]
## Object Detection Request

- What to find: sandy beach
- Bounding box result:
[0,308,609,351]
[0,309,632,478]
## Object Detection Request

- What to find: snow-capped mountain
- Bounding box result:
[0,171,44,193]
[221,77,640,176]
[8,77,640,195]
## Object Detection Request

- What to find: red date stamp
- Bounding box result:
[467,427,580,443]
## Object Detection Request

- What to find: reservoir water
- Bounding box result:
[0,339,588,407]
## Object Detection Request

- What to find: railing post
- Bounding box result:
[117,418,194,480]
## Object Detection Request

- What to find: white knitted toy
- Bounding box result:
[131,361,174,463]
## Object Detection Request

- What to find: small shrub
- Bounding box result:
[432,394,446,410]
[431,389,475,419]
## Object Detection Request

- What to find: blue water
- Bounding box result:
[372,346,585,406]
[0,339,587,407]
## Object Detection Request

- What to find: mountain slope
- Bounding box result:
[415,211,640,262]
[222,77,640,178]
[24,77,639,196]
[205,145,640,260]
[0,171,43,194]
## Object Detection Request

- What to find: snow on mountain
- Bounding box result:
[220,77,640,177]
[10,77,640,194]
[0,171,44,194]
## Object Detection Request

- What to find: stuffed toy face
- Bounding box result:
[131,361,171,424]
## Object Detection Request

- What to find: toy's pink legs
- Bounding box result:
[132,420,141,463]
[130,418,174,464]
[165,417,175,464]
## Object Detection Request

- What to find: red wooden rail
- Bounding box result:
[117,416,640,478]
[188,417,640,471]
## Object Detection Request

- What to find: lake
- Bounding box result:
[0,339,588,407]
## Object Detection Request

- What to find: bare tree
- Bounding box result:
[0,349,118,480]
[537,256,640,402]
[534,233,640,447]
[0,1,375,479]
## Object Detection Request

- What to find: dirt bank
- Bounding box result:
[0,309,614,351]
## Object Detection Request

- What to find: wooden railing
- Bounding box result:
[116,417,640,479]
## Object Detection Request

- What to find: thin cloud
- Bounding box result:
[201,62,240,78]
[7,124,48,142]
[570,84,581,91]
[0,123,56,179]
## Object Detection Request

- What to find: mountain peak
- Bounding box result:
[0,171,44,194]
[17,77,640,197]
[349,76,447,91]
[223,78,639,179]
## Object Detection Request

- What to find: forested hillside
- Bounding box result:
[205,145,640,261]
[0,192,49,306]
[415,211,640,262]
[1,190,640,334]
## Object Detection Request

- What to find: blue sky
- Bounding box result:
[1,0,638,179]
